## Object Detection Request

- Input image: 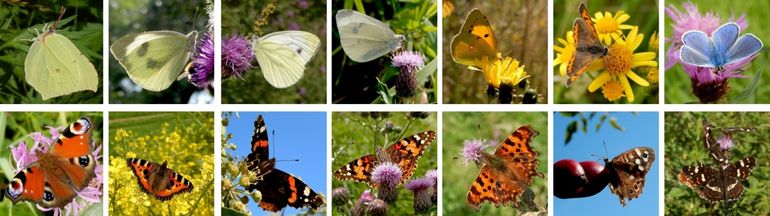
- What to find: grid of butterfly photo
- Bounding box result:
[664,112,767,214]
[664,1,768,104]
[553,112,660,214]
[553,1,660,104]
[221,112,327,215]
[442,0,548,104]
[331,112,438,215]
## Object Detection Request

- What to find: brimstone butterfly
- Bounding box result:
[110,30,197,92]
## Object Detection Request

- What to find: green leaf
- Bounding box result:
[609,117,624,131]
[565,121,578,144]
[222,207,250,216]
[81,202,103,216]
[730,68,762,103]
[416,57,437,83]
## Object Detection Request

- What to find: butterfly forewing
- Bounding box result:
[450,9,498,69]
[607,147,655,206]
[566,3,607,85]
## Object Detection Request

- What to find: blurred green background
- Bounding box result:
[109,0,208,104]
[664,112,770,215]
[442,0,548,104]
[442,112,547,214]
[664,0,770,104]
[332,0,438,104]
[554,0,659,104]
[331,112,437,215]
[0,112,103,215]
[0,1,102,104]
[221,0,326,104]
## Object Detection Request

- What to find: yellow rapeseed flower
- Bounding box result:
[592,10,634,45]
[588,27,656,102]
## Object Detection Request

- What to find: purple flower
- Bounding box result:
[665,2,746,70]
[351,190,373,216]
[288,22,300,30]
[684,54,755,103]
[367,199,388,216]
[424,169,438,204]
[222,34,254,79]
[406,178,435,213]
[392,51,425,98]
[11,123,102,215]
[296,0,309,9]
[332,187,349,206]
[372,162,402,202]
[461,139,487,164]
[718,135,734,150]
[190,32,214,88]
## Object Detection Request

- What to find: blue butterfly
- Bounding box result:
[679,22,763,70]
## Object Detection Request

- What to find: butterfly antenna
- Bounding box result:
[602,141,609,160]
[50,6,66,32]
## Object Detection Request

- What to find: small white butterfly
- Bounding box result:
[251,31,320,88]
[335,9,405,63]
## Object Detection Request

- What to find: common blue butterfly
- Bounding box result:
[679,22,763,70]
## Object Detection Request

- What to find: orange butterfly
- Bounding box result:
[466,125,543,211]
[566,3,608,86]
[127,158,194,201]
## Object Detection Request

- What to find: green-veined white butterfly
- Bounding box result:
[24,10,99,100]
[252,30,320,88]
[110,30,197,92]
[335,9,405,63]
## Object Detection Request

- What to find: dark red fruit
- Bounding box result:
[574,161,609,197]
[554,159,587,198]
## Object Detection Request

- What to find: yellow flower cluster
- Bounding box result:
[109,115,215,216]
[554,9,658,102]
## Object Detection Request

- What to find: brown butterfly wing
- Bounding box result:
[608,147,655,206]
[494,125,543,185]
[466,165,526,211]
[566,17,606,85]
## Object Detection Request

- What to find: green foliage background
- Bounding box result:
[664,0,770,104]
[108,112,215,215]
[442,112,548,214]
[0,1,102,104]
[553,0,659,104]
[108,0,208,104]
[331,112,437,215]
[664,112,770,215]
[332,0,438,104]
[442,0,548,104]
[221,0,327,104]
[0,112,103,215]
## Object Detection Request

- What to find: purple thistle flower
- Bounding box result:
[351,190,373,216]
[665,2,747,70]
[332,187,349,206]
[367,199,388,216]
[372,162,402,203]
[392,51,425,98]
[424,169,438,204]
[684,53,755,103]
[718,135,734,150]
[406,178,435,213]
[222,34,254,79]
[190,32,214,88]
[462,139,487,164]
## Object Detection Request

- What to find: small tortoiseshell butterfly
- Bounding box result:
[334,130,436,188]
[127,158,194,201]
[6,117,98,208]
[466,126,542,211]
[244,115,325,212]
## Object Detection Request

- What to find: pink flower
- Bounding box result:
[461,139,487,164]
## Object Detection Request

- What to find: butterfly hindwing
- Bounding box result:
[255,169,324,212]
[566,3,607,85]
[607,147,655,206]
[127,158,193,201]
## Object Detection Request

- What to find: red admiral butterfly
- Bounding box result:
[245,115,325,212]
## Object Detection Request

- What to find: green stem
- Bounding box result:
[187,177,215,216]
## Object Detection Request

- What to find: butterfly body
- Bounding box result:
[7,117,97,208]
[679,157,755,203]
[335,9,405,63]
[127,158,193,201]
[466,126,543,211]
[679,22,763,70]
[566,3,607,86]
[244,115,324,212]
[604,147,655,206]
[334,131,436,188]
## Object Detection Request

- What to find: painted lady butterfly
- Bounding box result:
[127,158,194,201]
[466,125,543,211]
[244,115,324,212]
[605,147,656,206]
[333,130,436,188]
[6,117,98,208]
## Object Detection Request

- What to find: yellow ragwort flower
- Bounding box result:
[482,56,528,89]
[554,31,575,77]
[588,27,656,102]
[648,31,659,52]
[647,67,659,84]
[602,80,625,101]
[592,10,634,45]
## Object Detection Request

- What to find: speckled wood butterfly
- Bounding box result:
[605,147,656,206]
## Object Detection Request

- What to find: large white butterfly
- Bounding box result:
[335,9,405,63]
[110,30,197,92]
[251,30,320,88]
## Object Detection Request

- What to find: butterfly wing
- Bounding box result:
[127,158,193,201]
[724,157,756,181]
[711,22,739,65]
[110,30,196,91]
[333,154,377,187]
[726,34,763,64]
[608,147,655,206]
[50,117,97,191]
[246,115,270,165]
[678,164,724,203]
[466,165,534,211]
[254,169,324,212]
[494,125,543,185]
[680,30,716,68]
[25,33,98,100]
[254,31,320,88]
[450,9,498,69]
[566,4,606,86]
[385,131,436,185]
[335,9,405,63]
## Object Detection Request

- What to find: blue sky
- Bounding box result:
[226,112,327,215]
[554,112,659,216]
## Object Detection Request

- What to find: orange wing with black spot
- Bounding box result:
[333,131,436,188]
[127,158,193,201]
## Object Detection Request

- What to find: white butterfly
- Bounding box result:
[110,30,197,92]
[335,9,405,63]
[251,30,320,88]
